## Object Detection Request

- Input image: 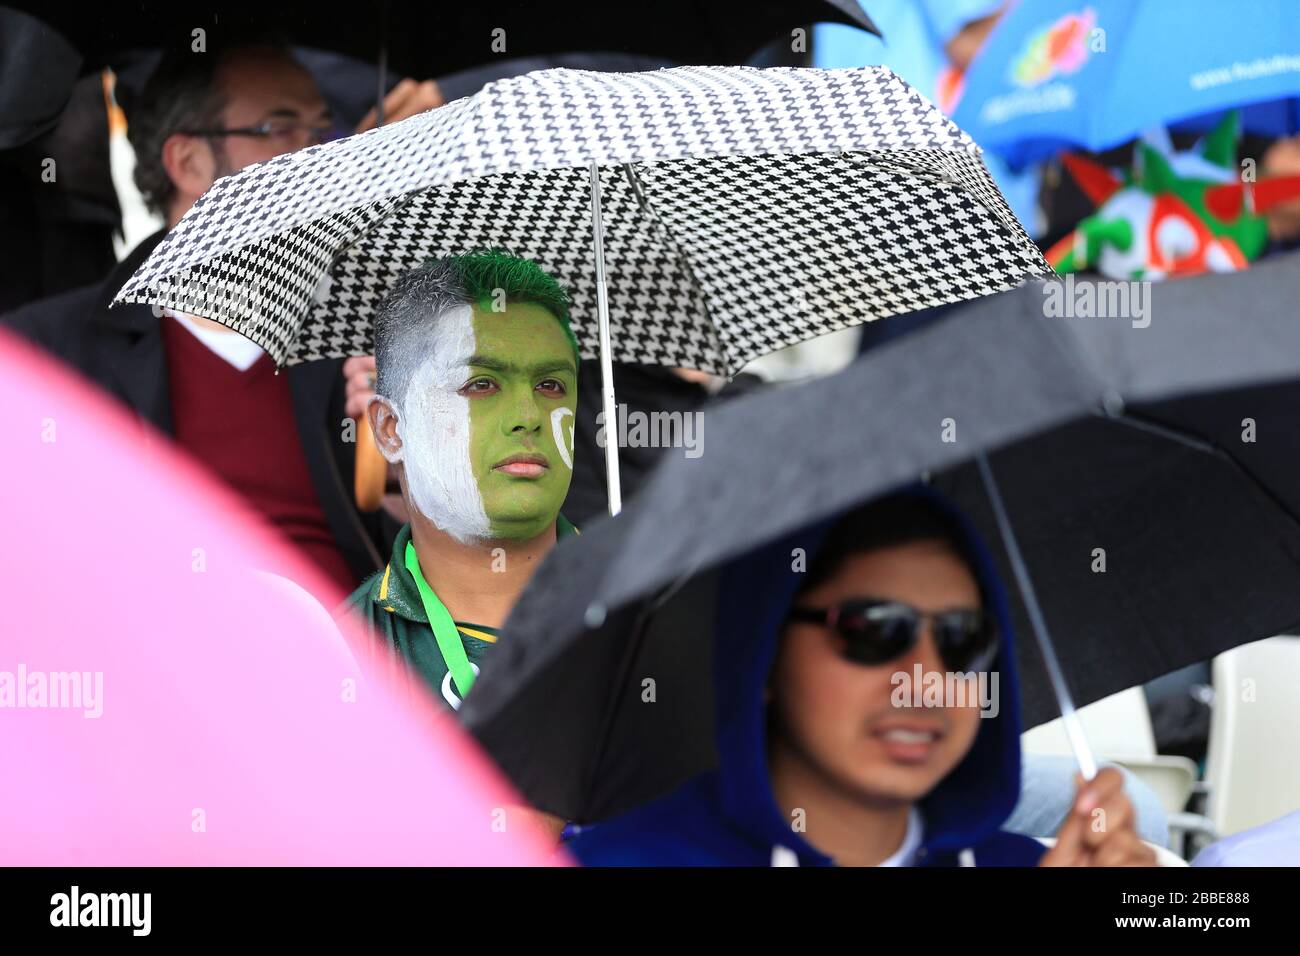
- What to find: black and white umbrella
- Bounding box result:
[114,64,1050,511]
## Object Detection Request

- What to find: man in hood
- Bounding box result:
[340,251,580,714]
[568,490,1155,866]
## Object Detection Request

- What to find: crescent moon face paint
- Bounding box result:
[551,407,575,470]
[387,301,578,543]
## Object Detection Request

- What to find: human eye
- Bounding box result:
[536,378,567,397]
[459,377,498,396]
[262,118,293,136]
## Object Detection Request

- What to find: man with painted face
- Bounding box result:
[340,251,580,713]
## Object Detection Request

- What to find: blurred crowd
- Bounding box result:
[3,1,1299,869]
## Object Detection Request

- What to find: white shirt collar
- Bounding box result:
[877,807,924,867]
[166,311,264,372]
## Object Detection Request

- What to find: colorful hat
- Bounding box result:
[1047,111,1300,280]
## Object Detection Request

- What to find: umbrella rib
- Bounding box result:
[1104,409,1217,454]
[618,163,728,376]
[1111,410,1300,538]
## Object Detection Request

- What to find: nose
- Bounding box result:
[900,623,947,679]
[505,384,544,437]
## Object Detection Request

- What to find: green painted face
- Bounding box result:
[462,301,577,540]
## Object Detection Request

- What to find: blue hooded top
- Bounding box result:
[567,488,1046,867]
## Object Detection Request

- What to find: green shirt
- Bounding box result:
[339,518,578,711]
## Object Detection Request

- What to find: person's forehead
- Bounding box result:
[468,301,574,362]
[815,542,980,607]
[216,49,326,119]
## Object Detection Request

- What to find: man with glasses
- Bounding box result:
[3,38,441,600]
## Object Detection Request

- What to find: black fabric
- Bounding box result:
[935,407,1300,727]
[0,69,120,313]
[0,231,394,585]
[1144,663,1212,763]
[462,262,1300,821]
[0,7,80,150]
[13,1,878,80]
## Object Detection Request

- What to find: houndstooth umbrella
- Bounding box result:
[114,65,1051,509]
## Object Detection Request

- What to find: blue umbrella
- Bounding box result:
[953,0,1300,168]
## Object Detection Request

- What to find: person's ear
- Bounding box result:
[160,132,217,210]
[368,395,403,462]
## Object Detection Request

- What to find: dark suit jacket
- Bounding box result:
[1,230,393,584]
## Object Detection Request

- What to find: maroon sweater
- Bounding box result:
[161,317,355,596]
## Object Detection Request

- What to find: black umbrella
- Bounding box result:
[0,6,80,149]
[10,1,878,79]
[460,255,1300,822]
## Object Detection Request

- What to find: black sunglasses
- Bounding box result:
[787,599,998,671]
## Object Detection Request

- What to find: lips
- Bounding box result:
[492,453,549,478]
[880,728,940,745]
[871,721,944,764]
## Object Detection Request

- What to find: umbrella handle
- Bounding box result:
[354,417,387,513]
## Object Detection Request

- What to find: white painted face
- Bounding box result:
[379,304,491,543]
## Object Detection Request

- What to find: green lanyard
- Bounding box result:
[403,542,476,700]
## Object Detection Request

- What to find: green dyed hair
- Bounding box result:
[446,249,580,364]
[374,249,579,401]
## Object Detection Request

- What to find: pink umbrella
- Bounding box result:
[0,329,561,865]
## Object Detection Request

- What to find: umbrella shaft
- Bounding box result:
[589,162,623,516]
[376,0,389,126]
[975,452,1097,780]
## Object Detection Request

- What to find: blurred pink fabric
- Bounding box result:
[0,329,560,865]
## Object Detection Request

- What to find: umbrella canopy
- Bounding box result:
[114,64,1049,376]
[0,329,559,865]
[460,257,1300,821]
[0,6,81,149]
[11,1,879,79]
[952,0,1300,168]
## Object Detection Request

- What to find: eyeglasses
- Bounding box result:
[787,598,998,672]
[178,117,337,146]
